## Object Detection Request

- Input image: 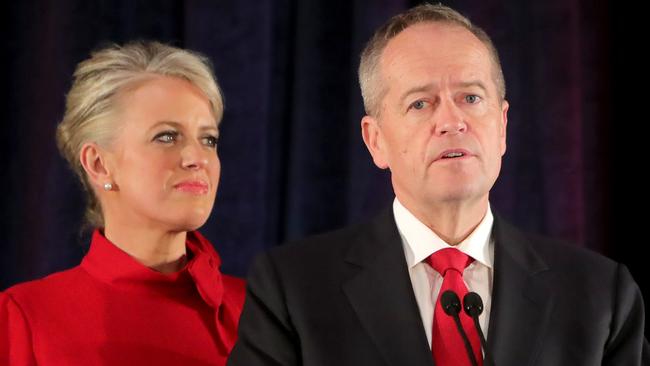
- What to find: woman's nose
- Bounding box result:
[180,142,209,170]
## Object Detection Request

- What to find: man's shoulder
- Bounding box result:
[495,214,619,275]
[254,209,395,278]
[268,218,377,264]
[534,232,614,266]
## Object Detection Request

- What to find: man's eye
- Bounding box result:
[410,100,427,110]
[202,135,218,149]
[465,95,481,104]
[154,131,178,143]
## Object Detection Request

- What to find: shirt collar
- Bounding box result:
[393,198,494,269]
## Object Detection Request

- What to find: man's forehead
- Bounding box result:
[382,22,488,64]
[379,22,494,89]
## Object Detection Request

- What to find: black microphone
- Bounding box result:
[463,292,494,366]
[440,290,478,366]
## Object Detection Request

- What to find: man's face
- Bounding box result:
[362,22,509,211]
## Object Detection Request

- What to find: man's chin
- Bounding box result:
[426,185,485,205]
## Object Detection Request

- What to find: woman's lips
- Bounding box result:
[174,181,209,195]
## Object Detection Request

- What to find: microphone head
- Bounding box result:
[440,290,462,316]
[463,292,484,317]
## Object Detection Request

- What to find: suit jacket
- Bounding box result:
[228,208,649,365]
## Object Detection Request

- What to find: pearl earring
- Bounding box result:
[103,183,113,191]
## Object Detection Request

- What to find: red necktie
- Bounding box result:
[427,248,483,366]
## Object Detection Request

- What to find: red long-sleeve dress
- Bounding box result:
[0,230,245,365]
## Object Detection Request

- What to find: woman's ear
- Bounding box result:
[79,142,113,190]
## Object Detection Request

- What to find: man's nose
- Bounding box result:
[433,98,467,136]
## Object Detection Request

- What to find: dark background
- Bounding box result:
[1,0,646,335]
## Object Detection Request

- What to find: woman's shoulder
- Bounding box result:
[1,265,88,310]
[221,274,246,307]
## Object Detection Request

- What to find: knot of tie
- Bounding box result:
[426,247,474,277]
[428,247,483,366]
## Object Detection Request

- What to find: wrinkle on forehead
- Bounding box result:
[380,22,497,97]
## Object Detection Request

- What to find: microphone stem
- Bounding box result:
[471,315,496,366]
[451,314,479,366]
[471,315,488,353]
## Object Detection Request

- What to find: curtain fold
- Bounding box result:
[1,0,641,332]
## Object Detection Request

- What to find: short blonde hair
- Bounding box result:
[358,3,506,117]
[56,41,224,228]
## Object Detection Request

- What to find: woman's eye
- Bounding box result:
[202,135,218,149]
[410,100,427,110]
[153,131,178,143]
[465,95,481,104]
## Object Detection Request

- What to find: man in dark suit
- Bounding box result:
[228,4,648,365]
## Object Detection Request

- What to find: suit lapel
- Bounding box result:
[342,208,435,366]
[487,215,555,366]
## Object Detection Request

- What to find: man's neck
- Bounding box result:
[397,196,489,245]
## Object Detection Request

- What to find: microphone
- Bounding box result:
[463,292,494,366]
[440,290,478,366]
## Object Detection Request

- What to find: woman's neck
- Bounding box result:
[103,224,188,274]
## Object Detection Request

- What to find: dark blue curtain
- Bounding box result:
[2,0,645,333]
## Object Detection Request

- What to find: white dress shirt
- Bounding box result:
[393,198,494,348]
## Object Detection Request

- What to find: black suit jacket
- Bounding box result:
[228,208,649,365]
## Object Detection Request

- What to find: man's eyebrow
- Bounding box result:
[399,83,436,105]
[398,80,489,105]
[453,80,488,93]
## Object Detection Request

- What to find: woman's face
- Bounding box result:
[103,76,220,232]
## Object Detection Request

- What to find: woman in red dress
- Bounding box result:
[0,41,245,365]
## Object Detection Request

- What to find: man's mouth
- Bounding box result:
[442,152,465,159]
[436,149,472,161]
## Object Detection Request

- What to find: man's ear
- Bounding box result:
[361,115,389,169]
[499,100,509,156]
[79,142,113,190]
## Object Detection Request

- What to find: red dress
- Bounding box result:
[0,230,245,365]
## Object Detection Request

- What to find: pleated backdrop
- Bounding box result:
[1,0,645,333]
